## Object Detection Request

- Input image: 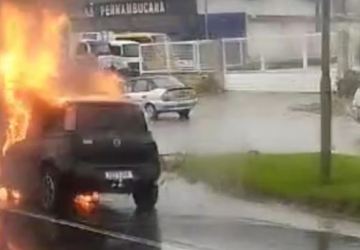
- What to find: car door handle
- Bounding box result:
[141,95,147,99]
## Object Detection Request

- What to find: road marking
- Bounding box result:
[3,208,211,250]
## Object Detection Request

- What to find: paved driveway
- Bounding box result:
[150,92,360,155]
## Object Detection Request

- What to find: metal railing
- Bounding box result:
[138,33,338,75]
[222,33,338,73]
[139,40,218,74]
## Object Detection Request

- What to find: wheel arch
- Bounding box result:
[144,102,156,108]
[40,158,58,173]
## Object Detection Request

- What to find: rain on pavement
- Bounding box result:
[2,175,360,250]
[151,92,360,155]
[2,92,360,250]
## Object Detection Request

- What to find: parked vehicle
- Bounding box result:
[352,88,360,121]
[125,75,197,120]
[74,40,127,70]
[113,32,169,44]
[109,40,140,75]
[1,99,161,212]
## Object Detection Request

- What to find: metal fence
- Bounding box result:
[139,33,338,75]
[139,40,219,74]
[222,33,338,73]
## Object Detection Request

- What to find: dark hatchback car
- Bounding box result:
[1,100,161,212]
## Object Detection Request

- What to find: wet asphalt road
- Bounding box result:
[150,92,360,155]
[3,92,360,250]
[2,175,360,250]
[2,208,360,250]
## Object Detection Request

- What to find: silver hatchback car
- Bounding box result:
[125,75,197,120]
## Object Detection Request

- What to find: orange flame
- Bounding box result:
[74,192,100,215]
[0,2,122,155]
[0,3,68,154]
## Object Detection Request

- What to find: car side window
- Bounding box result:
[110,45,122,56]
[148,80,157,90]
[133,79,149,92]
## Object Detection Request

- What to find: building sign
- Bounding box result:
[84,1,166,18]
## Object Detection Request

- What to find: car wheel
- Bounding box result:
[178,109,190,120]
[40,167,60,212]
[145,104,158,120]
[132,183,158,212]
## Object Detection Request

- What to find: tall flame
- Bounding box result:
[0,2,122,155]
[0,3,67,154]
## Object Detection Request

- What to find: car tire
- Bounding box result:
[132,183,158,212]
[40,167,61,213]
[178,109,190,120]
[145,104,158,120]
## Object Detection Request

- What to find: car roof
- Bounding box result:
[61,97,137,107]
[114,32,165,37]
[109,40,139,46]
[128,75,173,81]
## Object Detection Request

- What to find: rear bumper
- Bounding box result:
[65,162,161,194]
[153,99,197,112]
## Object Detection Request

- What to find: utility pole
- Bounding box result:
[337,0,349,79]
[204,0,209,39]
[320,0,332,184]
[315,0,321,32]
[340,0,347,14]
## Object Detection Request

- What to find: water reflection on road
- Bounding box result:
[0,176,360,250]
[317,232,330,250]
[0,208,162,250]
[1,206,360,250]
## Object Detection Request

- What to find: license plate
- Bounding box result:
[105,171,133,181]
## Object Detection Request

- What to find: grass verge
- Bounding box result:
[179,153,360,215]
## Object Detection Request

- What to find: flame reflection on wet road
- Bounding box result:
[0,203,359,250]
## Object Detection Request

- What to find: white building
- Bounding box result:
[197,0,359,37]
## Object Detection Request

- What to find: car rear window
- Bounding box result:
[75,103,147,133]
[153,76,184,89]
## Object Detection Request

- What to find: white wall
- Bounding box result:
[345,0,360,15]
[247,20,315,37]
[197,0,315,16]
[225,68,337,92]
[245,21,322,62]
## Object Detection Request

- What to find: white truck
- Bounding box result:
[74,39,127,71]
[72,31,169,75]
[108,40,140,75]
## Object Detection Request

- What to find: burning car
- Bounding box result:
[0,98,161,212]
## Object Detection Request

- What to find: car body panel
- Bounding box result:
[351,88,360,121]
[1,100,160,199]
[108,40,140,68]
[125,76,198,114]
